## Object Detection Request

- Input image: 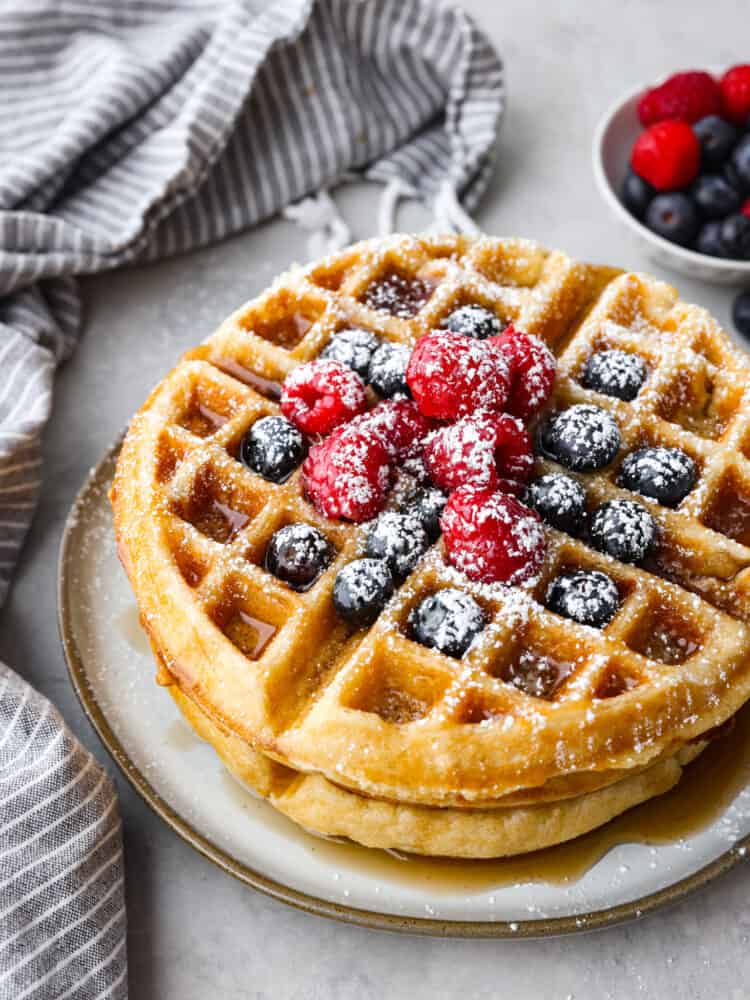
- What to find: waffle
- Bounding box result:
[112,234,750,818]
[169,683,707,858]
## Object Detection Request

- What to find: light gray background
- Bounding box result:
[3,1,750,996]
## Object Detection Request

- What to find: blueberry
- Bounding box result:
[524,474,586,536]
[366,511,430,579]
[719,214,750,259]
[731,134,750,189]
[401,487,447,541]
[619,447,697,508]
[690,174,741,219]
[723,160,747,195]
[367,341,411,397]
[333,558,394,628]
[645,193,699,247]
[265,523,333,591]
[539,405,621,472]
[695,220,729,258]
[320,328,380,379]
[441,304,502,340]
[240,415,307,484]
[589,499,657,564]
[409,588,486,658]
[581,349,648,402]
[620,168,654,219]
[733,291,750,338]
[693,115,739,171]
[546,570,620,629]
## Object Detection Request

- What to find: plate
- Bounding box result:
[57,440,750,937]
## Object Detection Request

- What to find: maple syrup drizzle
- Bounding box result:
[213,358,283,401]
[180,403,228,437]
[297,706,750,894]
[224,610,277,660]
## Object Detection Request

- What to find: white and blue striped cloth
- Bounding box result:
[0,1,503,995]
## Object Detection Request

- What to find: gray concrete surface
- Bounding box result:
[3,1,750,996]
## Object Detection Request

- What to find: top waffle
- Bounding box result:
[112,234,750,807]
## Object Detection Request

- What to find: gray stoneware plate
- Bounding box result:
[57,439,750,937]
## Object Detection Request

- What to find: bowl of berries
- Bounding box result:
[593,65,750,283]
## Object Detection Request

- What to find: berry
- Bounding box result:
[424,412,533,493]
[441,304,502,340]
[265,523,333,591]
[367,341,411,398]
[281,360,367,436]
[441,485,547,585]
[619,446,697,508]
[366,511,430,579]
[690,174,741,219]
[731,135,750,189]
[546,570,620,629]
[732,291,750,338]
[401,487,446,541]
[581,349,648,402]
[693,115,739,170]
[490,324,556,420]
[631,121,700,191]
[240,415,307,483]
[720,64,750,125]
[320,328,380,379]
[743,198,750,219]
[620,168,654,219]
[539,405,621,472]
[352,399,431,462]
[637,71,721,127]
[724,160,747,195]
[720,213,750,259]
[644,193,700,247]
[302,423,391,522]
[333,558,394,628]
[406,329,510,420]
[695,220,729,257]
[589,499,657,564]
[409,588,487,659]
[524,473,586,536]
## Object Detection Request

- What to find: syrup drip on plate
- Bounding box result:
[298,707,750,893]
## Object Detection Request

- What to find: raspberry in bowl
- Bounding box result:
[594,65,750,283]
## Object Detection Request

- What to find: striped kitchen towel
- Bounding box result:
[0,0,503,995]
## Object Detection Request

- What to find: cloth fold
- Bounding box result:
[0,1,504,994]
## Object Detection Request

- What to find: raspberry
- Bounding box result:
[302,423,391,522]
[424,413,533,493]
[350,399,432,462]
[441,485,546,585]
[424,413,500,492]
[720,65,750,125]
[490,324,556,420]
[281,360,367,436]
[630,121,700,191]
[637,71,721,126]
[406,329,509,420]
[493,413,534,482]
[743,198,750,220]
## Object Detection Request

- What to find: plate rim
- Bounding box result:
[56,436,750,939]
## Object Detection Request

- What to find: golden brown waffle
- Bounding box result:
[112,234,750,811]
[169,684,706,858]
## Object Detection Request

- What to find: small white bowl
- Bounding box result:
[592,76,750,285]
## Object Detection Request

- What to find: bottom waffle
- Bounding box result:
[169,685,706,859]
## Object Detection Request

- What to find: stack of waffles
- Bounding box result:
[111,235,750,858]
